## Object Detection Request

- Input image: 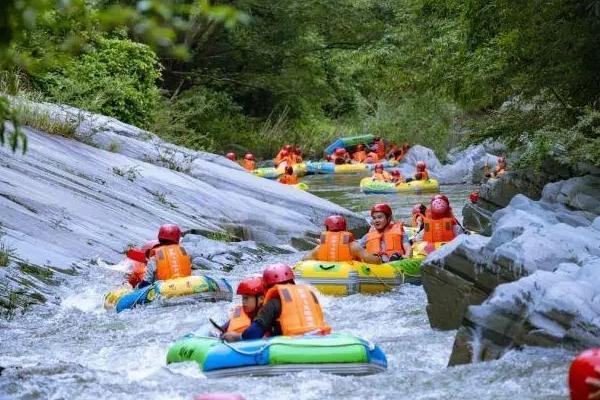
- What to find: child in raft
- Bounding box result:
[220,276,265,335]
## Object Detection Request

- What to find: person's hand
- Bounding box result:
[586,366,600,399]
[220,332,242,342]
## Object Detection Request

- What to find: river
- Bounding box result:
[0,174,570,399]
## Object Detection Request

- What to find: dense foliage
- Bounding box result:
[2,0,599,167]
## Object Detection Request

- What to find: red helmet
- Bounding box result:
[225,152,236,161]
[469,191,479,204]
[284,144,293,152]
[374,163,384,171]
[433,194,450,205]
[285,166,294,174]
[236,275,265,296]
[391,170,400,176]
[356,144,365,150]
[412,204,424,215]
[416,161,426,171]
[244,153,255,161]
[141,239,160,256]
[280,150,289,157]
[371,203,392,218]
[430,198,449,219]
[126,248,147,263]
[570,349,600,400]
[157,224,181,243]
[324,215,347,232]
[335,147,347,155]
[263,263,294,287]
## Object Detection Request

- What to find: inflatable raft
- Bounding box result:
[291,182,309,191]
[324,134,375,155]
[104,275,232,313]
[359,177,440,194]
[306,160,398,175]
[166,333,387,378]
[294,258,422,295]
[251,163,307,179]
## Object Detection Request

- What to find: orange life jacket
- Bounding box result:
[279,174,298,184]
[226,306,252,334]
[422,217,456,242]
[411,213,424,228]
[264,284,331,336]
[374,140,385,159]
[316,231,354,262]
[127,260,147,287]
[154,244,192,281]
[353,151,367,163]
[372,171,392,182]
[365,222,405,256]
[242,159,256,171]
[414,170,429,180]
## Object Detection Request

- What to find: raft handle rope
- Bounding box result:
[361,265,404,288]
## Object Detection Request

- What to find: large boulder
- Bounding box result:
[422,175,600,365]
[0,101,366,268]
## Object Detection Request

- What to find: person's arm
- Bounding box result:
[237,299,281,340]
[137,258,156,288]
[302,246,320,261]
[402,231,413,257]
[351,242,381,264]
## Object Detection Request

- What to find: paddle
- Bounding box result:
[209,318,226,334]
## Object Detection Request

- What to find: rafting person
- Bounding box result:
[390,170,405,184]
[222,264,331,342]
[241,153,256,171]
[413,197,465,243]
[371,163,392,182]
[371,137,386,160]
[220,275,266,335]
[124,240,159,287]
[484,156,507,178]
[136,224,192,288]
[291,146,303,164]
[278,166,298,185]
[413,161,429,180]
[411,203,427,230]
[359,203,412,262]
[569,349,600,400]
[225,152,237,162]
[302,215,382,263]
[352,144,367,163]
[274,145,294,167]
[331,147,350,164]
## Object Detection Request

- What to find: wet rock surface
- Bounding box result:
[422,175,600,365]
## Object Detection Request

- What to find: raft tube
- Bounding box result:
[104,275,233,312]
[166,333,387,378]
[251,163,307,179]
[294,258,423,295]
[291,182,309,191]
[324,134,375,155]
[359,177,440,194]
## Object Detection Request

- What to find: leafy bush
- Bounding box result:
[38,38,161,129]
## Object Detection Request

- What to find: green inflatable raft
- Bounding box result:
[167,333,387,378]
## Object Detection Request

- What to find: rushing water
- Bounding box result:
[0,174,570,400]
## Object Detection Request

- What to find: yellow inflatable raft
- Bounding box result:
[104,275,233,312]
[294,258,423,296]
[360,177,440,194]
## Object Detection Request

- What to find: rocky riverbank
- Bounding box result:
[422,174,600,365]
